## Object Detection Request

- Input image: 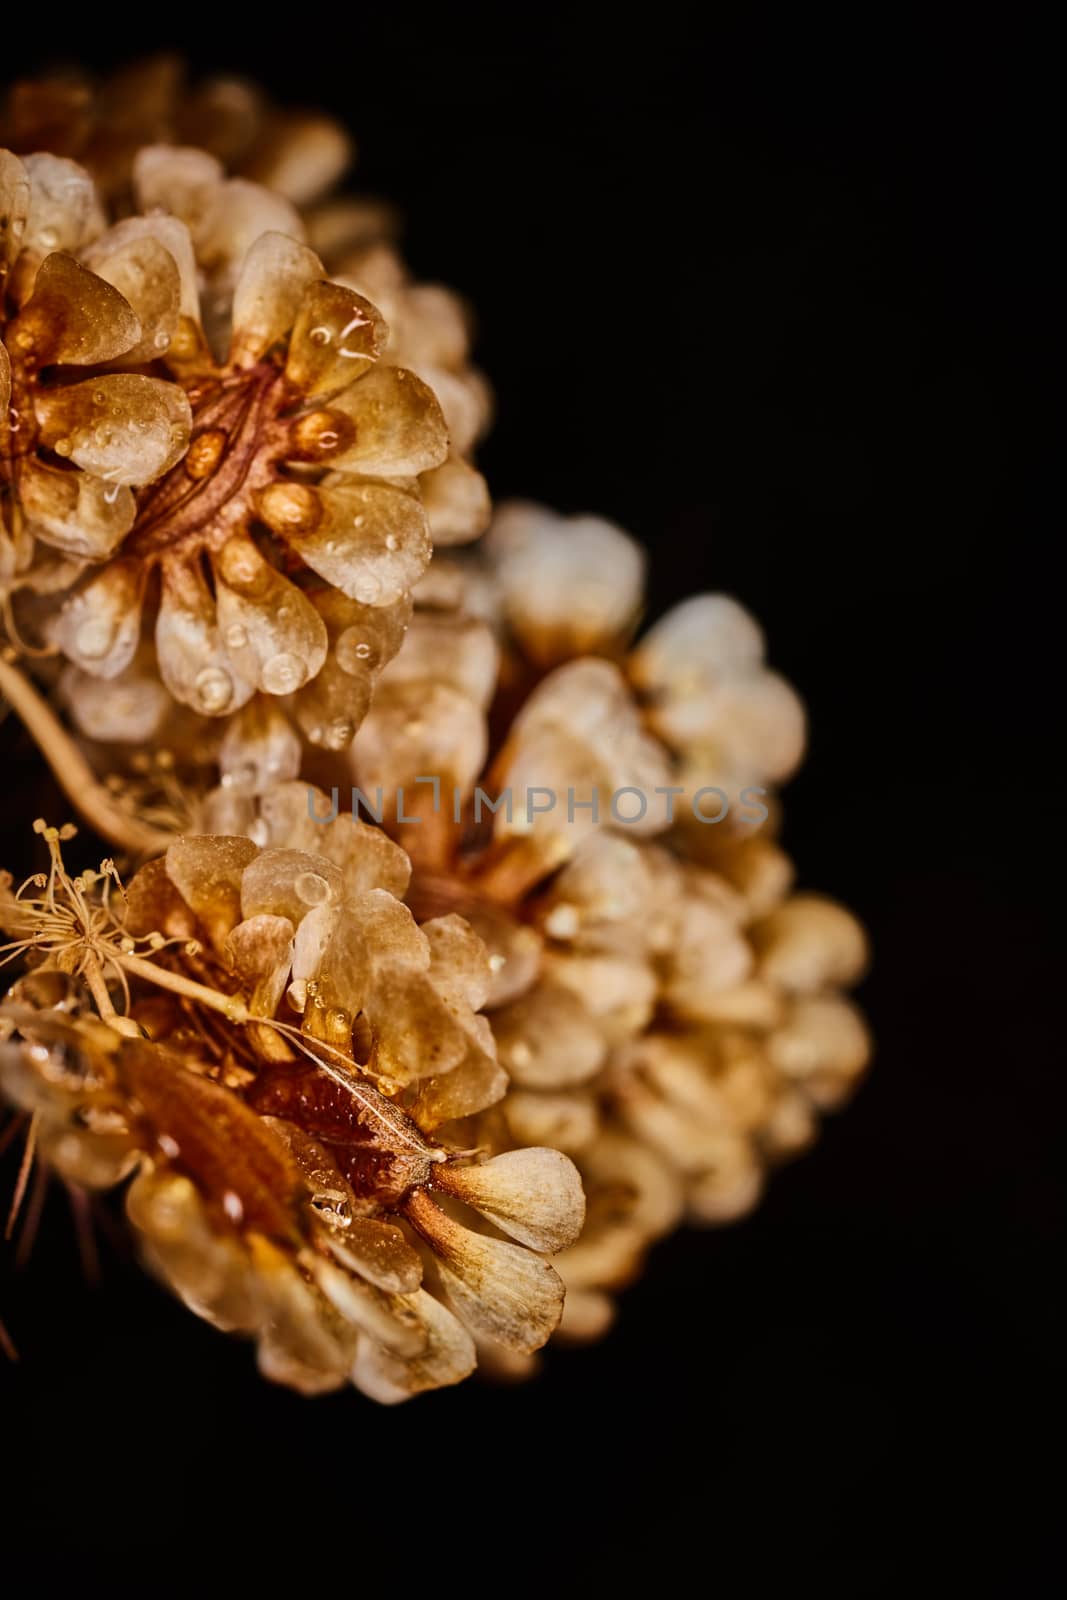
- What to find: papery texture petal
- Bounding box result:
[35,373,191,485]
[432,1147,585,1252]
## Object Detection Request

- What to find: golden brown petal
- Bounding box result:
[224,913,294,1017]
[325,1219,423,1295]
[420,456,492,546]
[259,478,431,608]
[80,225,181,365]
[0,148,30,277]
[12,251,139,365]
[350,1287,476,1403]
[22,153,100,259]
[752,895,869,993]
[285,280,386,398]
[164,834,258,948]
[35,373,192,486]
[321,365,449,477]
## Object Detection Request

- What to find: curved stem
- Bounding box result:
[0,655,173,858]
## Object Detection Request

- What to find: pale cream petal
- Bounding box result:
[156,558,256,717]
[255,781,412,896]
[59,661,169,744]
[314,364,448,477]
[12,252,139,364]
[285,279,386,398]
[431,1148,585,1253]
[54,557,144,678]
[554,1287,616,1344]
[752,895,869,992]
[82,213,200,324]
[502,1089,599,1155]
[229,230,323,367]
[351,680,486,796]
[19,460,134,559]
[350,1287,476,1403]
[217,697,301,797]
[377,611,497,709]
[306,1255,426,1356]
[257,478,430,607]
[35,374,191,486]
[131,145,224,233]
[22,153,98,257]
[406,1189,565,1353]
[409,362,489,456]
[0,149,30,275]
[404,1049,508,1130]
[421,914,493,1010]
[212,535,328,696]
[766,995,871,1107]
[629,593,766,690]
[652,671,807,781]
[291,587,411,752]
[80,227,180,364]
[420,456,492,546]
[685,1138,764,1224]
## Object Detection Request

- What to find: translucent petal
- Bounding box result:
[255,781,411,897]
[259,478,430,607]
[555,1287,616,1343]
[431,1148,585,1253]
[59,661,169,744]
[0,149,30,275]
[315,365,448,477]
[304,197,398,264]
[131,145,224,234]
[229,230,324,367]
[218,698,302,795]
[391,283,471,370]
[406,1190,565,1353]
[421,914,493,1010]
[165,835,258,946]
[308,1256,425,1356]
[420,456,492,546]
[53,558,144,678]
[174,77,263,167]
[649,670,807,780]
[22,153,98,258]
[767,995,871,1107]
[404,1047,508,1129]
[211,535,328,696]
[285,280,386,398]
[12,252,139,365]
[18,459,135,559]
[156,557,256,717]
[351,680,486,796]
[462,904,542,1008]
[629,594,766,690]
[35,373,191,486]
[661,897,754,1018]
[291,588,411,752]
[410,363,490,456]
[350,1287,476,1403]
[87,213,200,325]
[224,913,294,1017]
[80,226,181,364]
[752,895,869,993]
[243,112,352,206]
[240,847,344,927]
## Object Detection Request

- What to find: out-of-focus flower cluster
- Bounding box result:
[0,61,868,1396]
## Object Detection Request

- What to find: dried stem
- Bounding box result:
[0,655,173,857]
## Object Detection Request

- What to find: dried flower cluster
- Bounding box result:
[0,61,868,1397]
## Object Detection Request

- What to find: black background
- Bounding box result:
[1,10,1059,1591]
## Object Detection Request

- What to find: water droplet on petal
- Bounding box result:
[225,623,248,650]
[75,618,115,659]
[261,651,305,694]
[53,437,72,457]
[385,534,399,551]
[153,330,170,351]
[325,718,354,748]
[294,871,332,906]
[39,227,58,249]
[194,666,233,713]
[352,574,381,604]
[309,326,332,346]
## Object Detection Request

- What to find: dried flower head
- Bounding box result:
[0,820,584,1397]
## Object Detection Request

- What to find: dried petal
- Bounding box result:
[629,594,766,690]
[81,226,181,364]
[752,895,869,992]
[240,848,343,927]
[325,1218,423,1294]
[54,557,145,678]
[19,459,134,559]
[60,660,169,744]
[432,1148,585,1253]
[492,982,608,1089]
[285,280,386,398]
[22,153,98,258]
[0,148,30,275]
[156,558,257,717]
[132,145,224,233]
[502,1089,599,1154]
[243,113,352,207]
[420,456,492,546]
[212,535,327,696]
[351,1287,476,1403]
[258,478,430,607]
[82,212,200,324]
[13,252,139,364]
[165,834,258,947]
[318,365,448,477]
[35,373,191,486]
[229,231,323,367]
[406,1189,565,1353]
[224,913,294,1017]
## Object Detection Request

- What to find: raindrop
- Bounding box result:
[352,574,382,604]
[309,326,332,346]
[39,227,58,249]
[352,514,366,528]
[153,330,170,351]
[294,870,331,906]
[194,666,233,713]
[325,718,354,748]
[335,629,374,674]
[261,651,305,694]
[74,618,115,659]
[225,623,248,650]
[53,437,72,457]
[385,534,399,551]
